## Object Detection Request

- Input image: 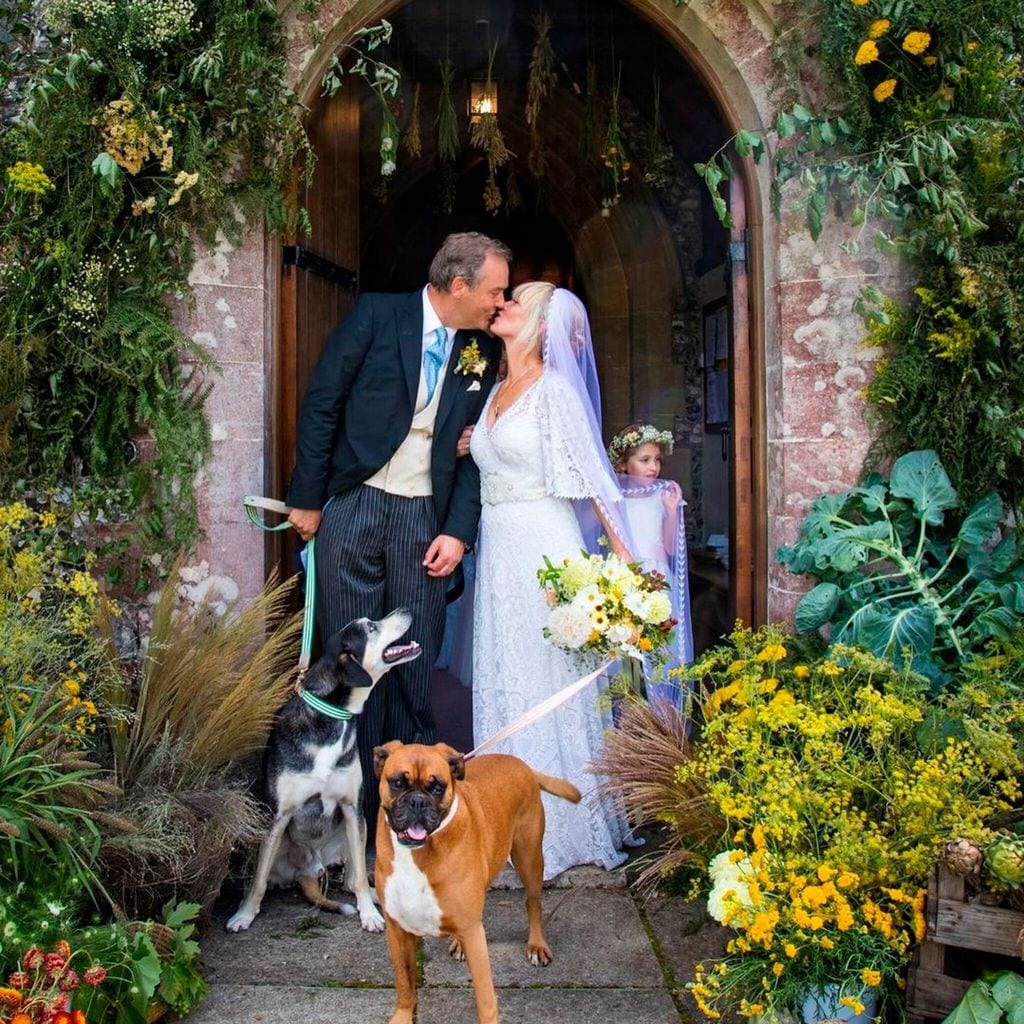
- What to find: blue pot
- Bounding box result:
[801,985,878,1024]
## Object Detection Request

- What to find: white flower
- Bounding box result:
[708,850,744,883]
[606,623,633,646]
[642,592,672,624]
[572,583,604,610]
[547,605,593,649]
[381,160,396,176]
[381,135,394,153]
[623,591,649,618]
[706,850,757,924]
[45,901,64,916]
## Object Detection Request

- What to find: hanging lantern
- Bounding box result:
[468,80,498,122]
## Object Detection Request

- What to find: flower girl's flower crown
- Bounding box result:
[607,424,674,462]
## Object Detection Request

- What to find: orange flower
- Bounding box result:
[923,55,938,65]
[902,31,932,55]
[855,40,880,65]
[868,18,891,38]
[873,79,897,102]
[12,1014,33,1024]
[72,1011,88,1024]
[850,0,869,5]
[638,637,653,651]
[0,987,24,1007]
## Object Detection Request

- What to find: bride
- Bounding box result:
[470,282,632,879]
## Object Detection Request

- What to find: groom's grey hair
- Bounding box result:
[429,232,512,291]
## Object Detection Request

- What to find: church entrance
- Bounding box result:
[273,0,767,658]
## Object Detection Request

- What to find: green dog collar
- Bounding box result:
[300,689,353,721]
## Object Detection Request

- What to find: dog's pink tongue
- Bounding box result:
[406,824,428,842]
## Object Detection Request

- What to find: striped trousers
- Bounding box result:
[316,485,446,828]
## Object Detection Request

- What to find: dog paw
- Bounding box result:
[225,910,255,932]
[360,906,386,933]
[527,943,553,967]
[448,938,466,962]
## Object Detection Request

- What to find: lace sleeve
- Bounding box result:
[538,372,608,500]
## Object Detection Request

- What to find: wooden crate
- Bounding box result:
[906,866,1024,1024]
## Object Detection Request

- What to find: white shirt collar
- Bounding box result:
[422,286,451,348]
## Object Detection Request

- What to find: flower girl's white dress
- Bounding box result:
[469,370,627,879]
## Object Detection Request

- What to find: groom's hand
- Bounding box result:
[423,534,466,577]
[288,508,322,542]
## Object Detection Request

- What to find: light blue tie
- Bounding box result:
[423,326,448,404]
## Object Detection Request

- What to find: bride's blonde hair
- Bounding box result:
[509,281,556,353]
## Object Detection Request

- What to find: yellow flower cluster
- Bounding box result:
[902,31,932,55]
[5,162,55,197]
[854,40,880,65]
[873,79,898,102]
[94,97,173,175]
[679,626,1021,1018]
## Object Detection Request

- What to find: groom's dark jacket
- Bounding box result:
[286,290,501,544]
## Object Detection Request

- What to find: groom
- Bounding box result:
[285,232,508,824]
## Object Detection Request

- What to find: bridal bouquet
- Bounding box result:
[537,552,675,662]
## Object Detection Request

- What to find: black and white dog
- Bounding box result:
[226,608,421,934]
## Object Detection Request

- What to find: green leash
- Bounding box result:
[243,496,350,721]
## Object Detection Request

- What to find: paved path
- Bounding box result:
[186,865,729,1024]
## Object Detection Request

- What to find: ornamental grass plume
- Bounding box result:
[96,560,301,918]
[591,698,724,891]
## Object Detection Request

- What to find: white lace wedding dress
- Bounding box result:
[470,371,628,880]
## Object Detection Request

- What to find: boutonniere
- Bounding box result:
[454,338,488,377]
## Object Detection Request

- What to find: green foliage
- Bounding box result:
[72,903,207,1023]
[943,971,1024,1024]
[862,250,1024,509]
[779,450,1024,688]
[0,0,312,567]
[698,2,1024,515]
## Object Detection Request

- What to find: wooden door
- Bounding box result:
[270,85,361,573]
[727,171,763,626]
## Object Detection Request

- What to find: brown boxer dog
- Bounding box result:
[372,741,581,1024]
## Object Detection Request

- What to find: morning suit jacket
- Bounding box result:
[286,290,501,544]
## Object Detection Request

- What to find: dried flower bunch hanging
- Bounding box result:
[640,75,674,189]
[525,10,557,178]
[434,55,460,213]
[404,81,422,159]
[578,60,598,163]
[600,65,630,215]
[469,42,509,214]
[435,57,460,165]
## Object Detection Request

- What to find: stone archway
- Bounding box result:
[189,0,880,629]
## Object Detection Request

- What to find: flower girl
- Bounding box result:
[608,424,694,706]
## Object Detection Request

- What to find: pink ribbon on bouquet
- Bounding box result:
[464,659,614,761]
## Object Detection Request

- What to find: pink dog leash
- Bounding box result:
[463,660,613,761]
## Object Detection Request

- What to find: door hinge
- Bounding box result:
[282,245,357,288]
